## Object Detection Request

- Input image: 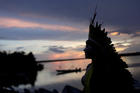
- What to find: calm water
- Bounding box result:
[34,56,140,92]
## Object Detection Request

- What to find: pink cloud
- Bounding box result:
[0,17,81,32]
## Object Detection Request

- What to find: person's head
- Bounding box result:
[84,40,102,59]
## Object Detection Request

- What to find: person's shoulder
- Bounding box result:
[86,63,92,71]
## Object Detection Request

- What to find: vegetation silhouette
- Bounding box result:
[0,51,43,88]
[82,13,135,93]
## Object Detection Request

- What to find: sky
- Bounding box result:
[0,0,140,60]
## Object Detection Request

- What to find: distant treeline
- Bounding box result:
[119,52,140,56]
[37,52,140,63]
[0,51,43,88]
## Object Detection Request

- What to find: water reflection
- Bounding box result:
[35,56,140,92]
[123,56,140,81]
[35,59,90,92]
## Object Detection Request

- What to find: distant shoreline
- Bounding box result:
[37,52,140,63]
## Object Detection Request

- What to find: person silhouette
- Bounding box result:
[82,13,134,93]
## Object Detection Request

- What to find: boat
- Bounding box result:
[56,68,82,75]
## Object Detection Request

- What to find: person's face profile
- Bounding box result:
[84,44,96,59]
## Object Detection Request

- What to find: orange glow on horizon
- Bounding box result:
[48,51,85,60]
[46,51,88,70]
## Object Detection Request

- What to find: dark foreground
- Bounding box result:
[1,85,140,93]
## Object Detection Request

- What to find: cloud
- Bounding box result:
[0,0,140,42]
[47,45,85,53]
[0,17,81,32]
[0,44,4,49]
[0,0,94,23]
[120,36,140,53]
[108,32,138,52]
[0,0,140,28]
[0,16,88,41]
[109,32,120,36]
[109,32,134,43]
[16,47,24,50]
[128,63,140,68]
[35,45,85,60]
[136,32,140,35]
[0,26,88,41]
[72,45,85,52]
[35,50,84,61]
[123,42,140,53]
[114,43,129,53]
[0,0,140,57]
[48,46,66,53]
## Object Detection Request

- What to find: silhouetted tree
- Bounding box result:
[0,51,43,88]
[83,14,134,93]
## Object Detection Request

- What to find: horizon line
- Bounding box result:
[37,52,140,63]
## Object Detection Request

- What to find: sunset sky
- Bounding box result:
[0,0,140,60]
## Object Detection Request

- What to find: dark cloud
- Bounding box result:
[116,27,140,35]
[0,0,140,27]
[0,0,94,23]
[128,63,140,68]
[0,28,88,41]
[0,37,4,39]
[0,0,139,41]
[46,45,85,53]
[48,46,66,53]
[73,45,85,51]
[16,47,24,50]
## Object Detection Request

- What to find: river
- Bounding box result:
[30,56,140,92]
